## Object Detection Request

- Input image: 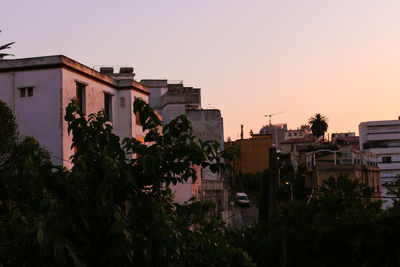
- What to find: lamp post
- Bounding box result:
[285,181,293,201]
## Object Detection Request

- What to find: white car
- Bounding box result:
[235,192,250,206]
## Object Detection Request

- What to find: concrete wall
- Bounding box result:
[0,69,64,166]
[187,109,225,180]
[61,68,118,168]
[226,134,273,174]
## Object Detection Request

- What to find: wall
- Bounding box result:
[187,109,225,180]
[226,134,273,174]
[360,120,400,207]
[0,68,64,166]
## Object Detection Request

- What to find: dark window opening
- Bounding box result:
[20,88,26,97]
[382,156,392,163]
[19,87,34,97]
[76,82,86,114]
[104,93,112,121]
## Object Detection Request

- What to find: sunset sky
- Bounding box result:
[2,0,400,141]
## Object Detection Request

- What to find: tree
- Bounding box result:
[0,98,254,266]
[308,113,328,139]
[230,174,388,266]
[0,30,15,59]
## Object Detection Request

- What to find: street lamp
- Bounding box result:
[285,181,293,201]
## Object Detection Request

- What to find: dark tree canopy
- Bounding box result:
[0,98,254,266]
[309,113,328,139]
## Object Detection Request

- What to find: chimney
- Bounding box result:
[100,67,114,74]
[119,67,134,74]
[240,125,244,140]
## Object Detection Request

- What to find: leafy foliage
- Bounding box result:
[0,30,15,59]
[308,113,328,139]
[0,98,253,266]
[230,174,400,266]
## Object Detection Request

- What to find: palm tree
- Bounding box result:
[309,113,328,139]
[0,30,15,60]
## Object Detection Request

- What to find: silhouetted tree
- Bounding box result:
[309,113,328,139]
[0,99,254,266]
[0,30,15,59]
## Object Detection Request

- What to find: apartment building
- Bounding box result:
[303,148,380,200]
[140,79,229,219]
[260,123,287,151]
[0,55,149,168]
[360,119,400,207]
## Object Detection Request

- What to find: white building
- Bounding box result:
[284,125,311,141]
[0,55,149,168]
[141,79,229,219]
[360,119,400,208]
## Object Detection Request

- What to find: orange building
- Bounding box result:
[225,133,273,174]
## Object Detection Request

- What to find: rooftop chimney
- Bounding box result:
[100,67,114,74]
[241,125,244,140]
[119,67,134,74]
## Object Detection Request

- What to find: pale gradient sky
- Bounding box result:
[2,0,400,141]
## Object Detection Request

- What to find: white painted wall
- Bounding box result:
[360,120,400,208]
[0,69,64,166]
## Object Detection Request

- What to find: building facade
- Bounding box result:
[360,119,400,207]
[284,125,311,141]
[225,133,273,175]
[0,55,149,168]
[141,79,228,218]
[260,123,287,151]
[303,148,381,200]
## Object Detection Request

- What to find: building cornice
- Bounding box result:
[0,55,149,96]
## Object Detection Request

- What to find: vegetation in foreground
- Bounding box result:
[2,99,400,266]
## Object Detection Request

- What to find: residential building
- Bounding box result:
[0,55,149,168]
[331,132,356,140]
[281,135,315,170]
[259,123,287,151]
[225,133,273,175]
[360,119,400,207]
[303,148,380,200]
[141,79,228,219]
[284,125,311,141]
[332,135,360,150]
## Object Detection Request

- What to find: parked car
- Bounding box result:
[235,192,250,206]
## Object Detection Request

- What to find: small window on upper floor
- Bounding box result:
[19,87,34,97]
[120,97,125,108]
[76,82,86,114]
[382,156,392,163]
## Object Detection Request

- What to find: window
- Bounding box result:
[76,82,86,113]
[104,93,112,121]
[382,156,392,163]
[120,97,125,108]
[19,87,34,97]
[136,112,141,125]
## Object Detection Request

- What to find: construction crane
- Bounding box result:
[265,111,287,126]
